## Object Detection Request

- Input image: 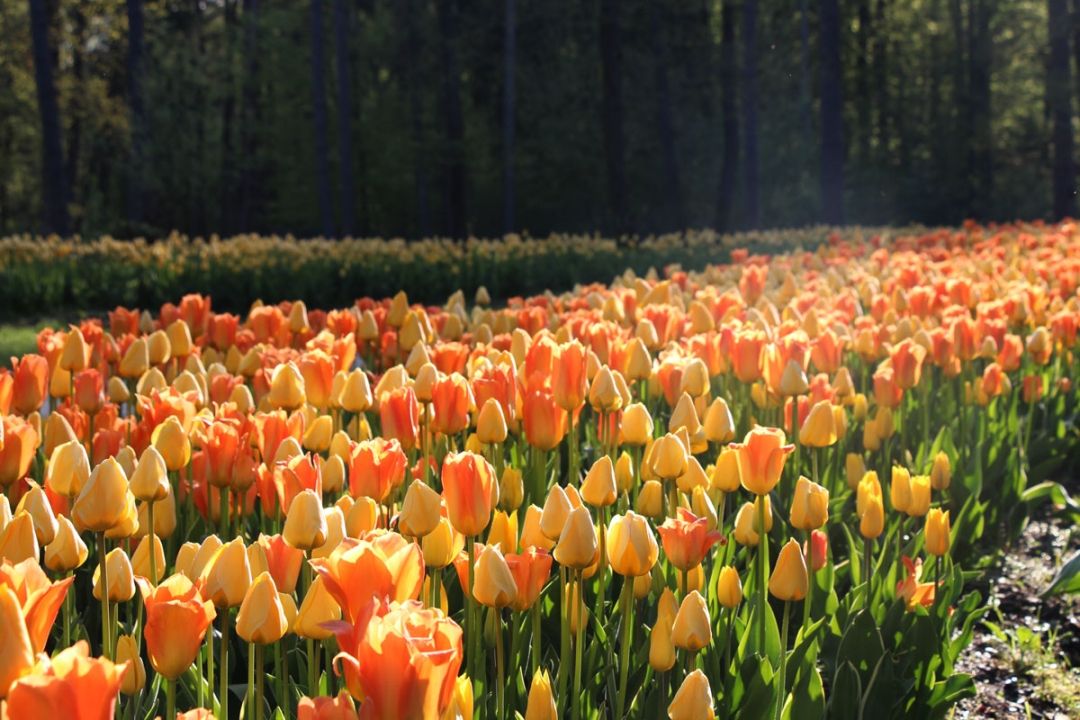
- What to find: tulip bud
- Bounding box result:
[268,362,306,410]
[646,604,677,670]
[422,517,463,569]
[44,516,88,572]
[672,590,711,652]
[119,338,150,378]
[668,669,715,720]
[606,511,658,577]
[283,490,328,551]
[906,475,931,517]
[473,544,518,608]
[204,537,252,608]
[925,508,951,557]
[477,398,508,444]
[799,400,838,448]
[845,453,866,490]
[890,466,912,514]
[525,668,557,720]
[132,533,166,583]
[294,574,342,640]
[540,485,572,541]
[129,446,170,502]
[72,458,131,533]
[236,572,289,644]
[731,426,793,496]
[930,452,951,491]
[710,448,740,493]
[345,497,379,537]
[115,634,147,695]
[859,494,885,539]
[635,480,664,518]
[769,539,808,601]
[152,417,191,472]
[806,529,829,571]
[651,433,688,481]
[519,504,554,551]
[15,483,57,546]
[581,456,618,507]
[486,510,518,553]
[46,440,89,499]
[619,403,653,446]
[499,467,524,512]
[732,502,760,547]
[93,548,136,602]
[553,506,598,569]
[716,566,742,608]
[399,479,442,537]
[790,476,829,530]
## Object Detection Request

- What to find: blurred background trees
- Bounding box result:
[0,0,1072,238]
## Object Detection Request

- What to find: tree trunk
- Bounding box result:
[220,0,236,233]
[599,0,628,234]
[27,0,68,235]
[1050,0,1075,218]
[856,0,871,162]
[126,0,145,227]
[741,0,760,227]
[400,0,430,237]
[240,0,259,232]
[66,2,85,218]
[437,0,467,239]
[333,0,355,236]
[310,0,335,236]
[716,0,739,231]
[821,0,845,224]
[651,3,684,231]
[968,0,993,217]
[502,0,516,235]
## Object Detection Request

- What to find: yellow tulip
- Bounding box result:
[236,572,289,644]
[668,669,715,720]
[672,590,711,651]
[716,566,742,608]
[553,506,597,569]
[790,476,829,530]
[294,575,341,639]
[925,508,951,556]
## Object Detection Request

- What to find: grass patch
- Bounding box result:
[0,319,61,360]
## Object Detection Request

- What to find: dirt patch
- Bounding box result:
[954,507,1080,719]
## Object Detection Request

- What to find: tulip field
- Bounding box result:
[1,223,1079,720]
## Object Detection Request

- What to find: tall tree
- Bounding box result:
[239,0,260,232]
[127,0,145,226]
[437,0,467,239]
[220,0,237,232]
[309,0,334,236]
[599,0,628,233]
[821,0,845,223]
[651,2,684,231]
[502,0,516,234]
[400,0,430,237]
[1049,0,1075,218]
[66,3,85,217]
[27,0,67,234]
[333,0,355,235]
[968,0,993,216]
[741,0,760,227]
[716,0,739,231]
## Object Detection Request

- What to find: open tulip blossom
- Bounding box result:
[0,225,1077,719]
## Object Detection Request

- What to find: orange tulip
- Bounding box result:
[2,640,126,718]
[431,373,473,437]
[872,367,903,409]
[379,386,420,451]
[729,426,794,496]
[258,533,304,595]
[0,557,73,653]
[504,547,553,611]
[137,574,216,679]
[441,451,499,537]
[333,599,463,720]
[203,420,240,489]
[553,340,588,411]
[10,355,48,416]
[0,416,38,487]
[657,508,723,572]
[298,350,336,410]
[895,556,937,611]
[347,437,408,503]
[310,532,424,624]
[890,339,926,389]
[522,387,567,451]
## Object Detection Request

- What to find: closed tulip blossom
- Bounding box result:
[671,590,712,652]
[138,574,216,679]
[668,669,715,720]
[505,547,553,611]
[606,511,659,577]
[472,544,518,608]
[730,426,794,496]
[441,451,498,537]
[790,476,830,530]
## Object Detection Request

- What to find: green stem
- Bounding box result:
[63,569,72,648]
[167,677,176,720]
[803,530,812,630]
[219,485,229,540]
[531,602,542,677]
[220,611,230,720]
[572,570,585,720]
[557,567,569,715]
[776,601,790,720]
[148,501,157,584]
[616,577,634,719]
[863,537,873,603]
[274,641,285,719]
[466,536,477,685]
[206,619,214,711]
[256,643,265,720]
[495,610,505,720]
[756,497,768,651]
[99,532,111,660]
[247,642,256,720]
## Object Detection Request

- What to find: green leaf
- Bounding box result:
[1043,548,1080,596]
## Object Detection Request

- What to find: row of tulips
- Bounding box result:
[0,226,879,319]
[0,222,1078,719]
